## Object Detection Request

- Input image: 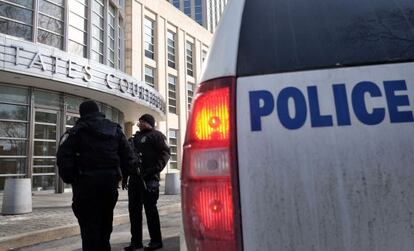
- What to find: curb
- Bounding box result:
[0,204,180,251]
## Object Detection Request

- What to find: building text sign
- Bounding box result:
[0,36,166,115]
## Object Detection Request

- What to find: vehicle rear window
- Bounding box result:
[237,0,414,77]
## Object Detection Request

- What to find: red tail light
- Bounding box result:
[182,77,242,251]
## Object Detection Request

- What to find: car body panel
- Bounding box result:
[236,62,414,251]
[200,0,245,83]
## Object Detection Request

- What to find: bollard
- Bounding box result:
[1,178,32,215]
[164,172,180,195]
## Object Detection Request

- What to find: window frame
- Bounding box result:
[67,0,88,57]
[168,129,178,169]
[144,65,156,88]
[186,40,194,76]
[167,74,177,114]
[0,0,125,69]
[0,84,30,181]
[186,82,194,111]
[91,0,105,63]
[167,30,176,69]
[144,16,155,59]
[107,3,116,67]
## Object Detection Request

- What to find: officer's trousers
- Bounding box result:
[72,173,118,251]
[128,175,162,246]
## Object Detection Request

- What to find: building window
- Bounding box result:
[209,0,214,31]
[68,0,88,57]
[167,30,176,69]
[195,0,203,25]
[172,0,180,8]
[0,0,33,41]
[184,0,191,17]
[168,129,178,169]
[119,0,125,9]
[187,82,194,111]
[0,0,125,70]
[37,0,65,49]
[118,16,124,70]
[144,17,155,59]
[0,85,29,190]
[145,65,155,88]
[202,49,207,62]
[91,0,104,63]
[0,84,126,191]
[107,3,116,67]
[65,95,85,112]
[32,100,58,191]
[168,75,177,114]
[186,41,194,76]
[102,104,113,121]
[202,48,207,63]
[214,0,219,26]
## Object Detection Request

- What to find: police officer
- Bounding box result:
[123,114,170,251]
[57,100,136,251]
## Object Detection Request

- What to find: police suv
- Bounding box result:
[181,0,414,250]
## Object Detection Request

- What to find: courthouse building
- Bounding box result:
[0,0,166,192]
[0,0,212,192]
[125,0,212,174]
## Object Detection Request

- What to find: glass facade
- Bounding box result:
[195,0,202,25]
[0,83,125,191]
[168,0,228,32]
[184,0,191,17]
[0,85,29,190]
[0,0,34,40]
[0,0,125,70]
[172,0,179,8]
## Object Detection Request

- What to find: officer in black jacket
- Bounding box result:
[57,100,136,251]
[123,114,170,251]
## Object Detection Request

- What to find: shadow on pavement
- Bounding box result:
[72,236,180,251]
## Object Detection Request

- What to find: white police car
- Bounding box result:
[181,0,414,250]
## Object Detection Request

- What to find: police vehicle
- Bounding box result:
[181,0,414,250]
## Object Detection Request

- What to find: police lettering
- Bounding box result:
[250,80,414,131]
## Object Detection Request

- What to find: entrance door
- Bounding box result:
[32,109,58,191]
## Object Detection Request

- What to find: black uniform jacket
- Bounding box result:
[56,112,136,184]
[132,128,171,181]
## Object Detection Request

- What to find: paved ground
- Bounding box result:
[0,182,182,251]
[16,205,181,251]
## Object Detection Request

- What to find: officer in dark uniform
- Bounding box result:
[57,100,136,251]
[123,114,171,251]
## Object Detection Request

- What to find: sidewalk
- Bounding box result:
[0,181,181,251]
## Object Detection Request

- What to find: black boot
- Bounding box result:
[144,241,163,250]
[124,244,144,251]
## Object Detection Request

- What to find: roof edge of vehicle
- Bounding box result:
[200,0,246,83]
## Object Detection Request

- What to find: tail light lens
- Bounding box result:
[182,77,242,251]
